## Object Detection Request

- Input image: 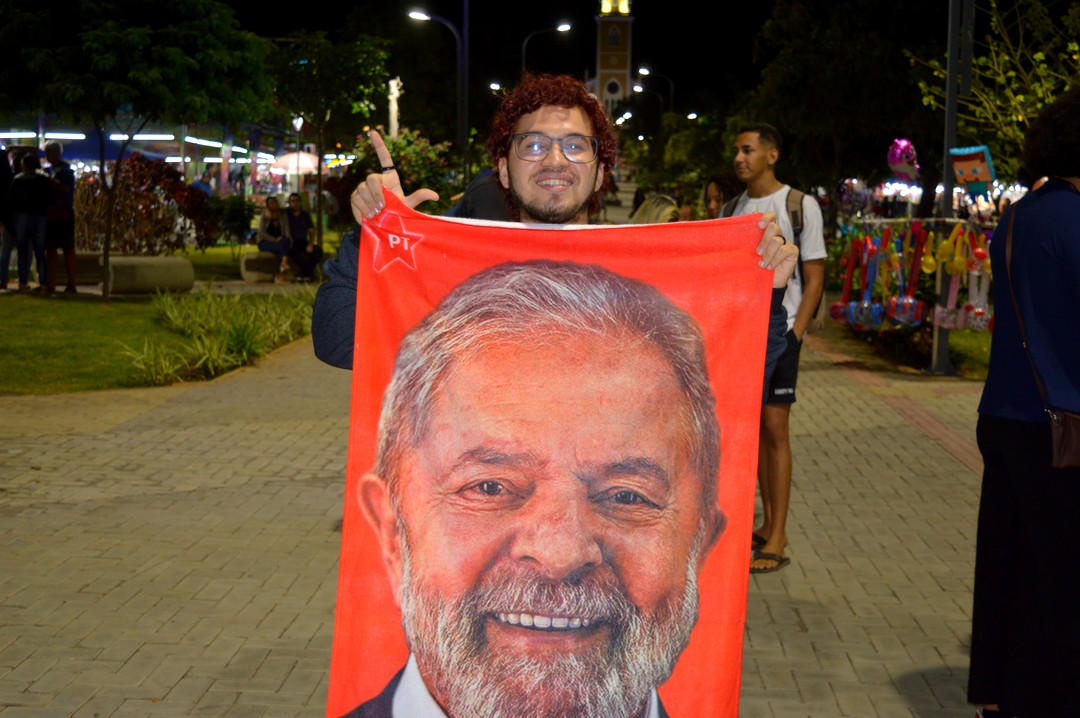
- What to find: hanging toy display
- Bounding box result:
[934,271,968,330]
[848,232,885,331]
[965,269,993,331]
[961,227,993,330]
[887,221,929,326]
[887,138,921,183]
[920,229,938,274]
[836,178,872,217]
[933,225,976,328]
[949,145,997,203]
[968,227,991,273]
[831,235,861,321]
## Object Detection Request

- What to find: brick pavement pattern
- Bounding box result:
[739,325,982,718]
[1,339,350,717]
[1,201,985,717]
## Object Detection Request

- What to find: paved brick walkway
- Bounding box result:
[1,339,350,718]
[2,186,986,717]
[739,320,982,718]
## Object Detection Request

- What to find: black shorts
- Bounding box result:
[45,219,75,250]
[764,329,802,405]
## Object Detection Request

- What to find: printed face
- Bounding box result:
[953,155,989,183]
[732,132,776,185]
[498,105,605,225]
[364,332,709,717]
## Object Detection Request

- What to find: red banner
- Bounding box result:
[328,191,771,717]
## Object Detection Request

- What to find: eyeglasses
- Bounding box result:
[511,133,599,164]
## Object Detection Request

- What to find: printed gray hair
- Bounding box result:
[374,259,721,521]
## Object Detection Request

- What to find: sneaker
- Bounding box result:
[273,272,291,285]
[64,285,77,294]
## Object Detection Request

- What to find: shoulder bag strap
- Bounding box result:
[1004,204,1052,412]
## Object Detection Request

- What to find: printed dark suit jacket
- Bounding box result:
[338,667,671,718]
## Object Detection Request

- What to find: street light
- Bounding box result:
[638,66,675,111]
[521,23,571,74]
[632,83,665,113]
[409,9,470,180]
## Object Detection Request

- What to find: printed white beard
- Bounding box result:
[397,538,700,718]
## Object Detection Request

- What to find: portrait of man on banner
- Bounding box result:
[325,191,794,718]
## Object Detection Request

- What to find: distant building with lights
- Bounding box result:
[594,0,633,113]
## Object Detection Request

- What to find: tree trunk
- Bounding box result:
[95,127,113,301]
[95,118,148,300]
[915,162,941,218]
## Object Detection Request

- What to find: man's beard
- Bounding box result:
[397,535,701,718]
[508,169,597,224]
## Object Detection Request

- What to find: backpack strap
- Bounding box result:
[786,188,805,247]
[725,187,813,298]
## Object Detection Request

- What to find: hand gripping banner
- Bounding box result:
[329,190,772,718]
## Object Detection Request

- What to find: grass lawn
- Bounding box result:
[948,328,991,380]
[185,245,245,281]
[0,293,189,394]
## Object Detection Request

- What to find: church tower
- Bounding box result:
[595,0,633,113]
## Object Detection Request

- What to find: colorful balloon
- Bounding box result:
[887,138,920,183]
[950,145,997,202]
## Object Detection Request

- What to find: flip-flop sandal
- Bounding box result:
[750,551,790,574]
[751,533,767,550]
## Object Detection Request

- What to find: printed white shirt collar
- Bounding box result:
[392,653,662,718]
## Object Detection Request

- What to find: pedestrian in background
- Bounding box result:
[702,170,742,220]
[8,153,51,293]
[284,192,323,282]
[0,147,15,290]
[44,140,78,294]
[190,169,214,195]
[723,123,827,574]
[255,196,291,284]
[968,85,1080,718]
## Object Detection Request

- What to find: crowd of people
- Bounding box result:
[0,141,78,294]
[253,191,324,284]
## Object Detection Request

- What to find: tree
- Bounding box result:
[730,0,947,193]
[618,0,948,217]
[909,0,1080,180]
[350,128,456,216]
[1,0,272,298]
[271,31,389,246]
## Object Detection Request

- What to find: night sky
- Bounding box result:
[234,0,775,115]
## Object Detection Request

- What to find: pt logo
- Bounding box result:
[371,213,424,272]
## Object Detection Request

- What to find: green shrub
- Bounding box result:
[123,286,317,385]
[121,339,187,387]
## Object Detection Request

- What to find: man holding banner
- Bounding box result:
[312,73,792,370]
[321,73,799,717]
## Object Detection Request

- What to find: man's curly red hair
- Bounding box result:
[486,73,618,220]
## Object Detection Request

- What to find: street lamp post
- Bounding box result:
[638,66,675,112]
[409,8,470,181]
[521,23,571,75]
